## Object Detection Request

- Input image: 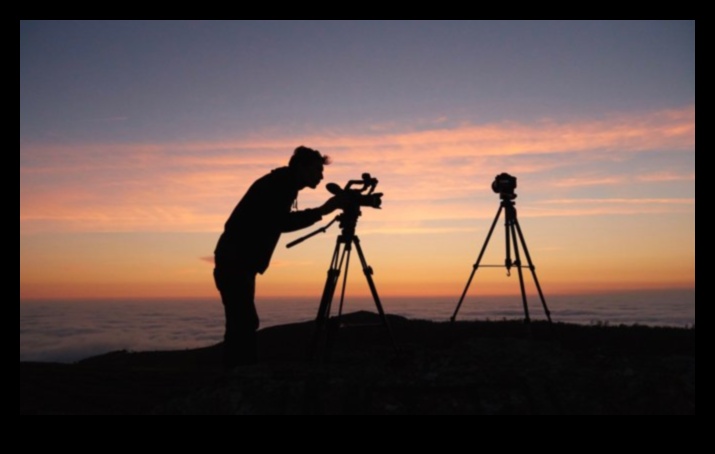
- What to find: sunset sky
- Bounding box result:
[20,20,695,300]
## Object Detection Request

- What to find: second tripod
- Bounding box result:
[452,173,553,328]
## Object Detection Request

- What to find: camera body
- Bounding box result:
[327,173,383,210]
[491,172,517,198]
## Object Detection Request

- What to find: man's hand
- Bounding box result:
[319,195,342,215]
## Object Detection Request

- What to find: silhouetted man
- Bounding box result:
[214,146,340,368]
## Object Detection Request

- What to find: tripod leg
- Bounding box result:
[309,238,345,360]
[509,221,531,327]
[353,236,398,353]
[325,242,352,361]
[315,241,341,322]
[505,215,513,274]
[513,218,553,324]
[337,243,352,318]
[452,204,504,322]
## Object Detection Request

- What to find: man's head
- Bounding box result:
[289,146,331,189]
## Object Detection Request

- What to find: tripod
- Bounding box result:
[451,194,552,327]
[288,207,397,361]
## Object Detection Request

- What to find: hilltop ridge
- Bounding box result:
[21,312,695,415]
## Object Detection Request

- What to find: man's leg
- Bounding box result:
[214,268,259,368]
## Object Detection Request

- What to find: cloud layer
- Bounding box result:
[20,290,696,362]
[21,106,694,234]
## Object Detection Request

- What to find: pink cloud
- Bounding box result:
[20,106,694,234]
[636,171,695,182]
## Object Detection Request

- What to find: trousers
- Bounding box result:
[213,268,259,368]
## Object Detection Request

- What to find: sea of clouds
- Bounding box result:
[21,289,694,363]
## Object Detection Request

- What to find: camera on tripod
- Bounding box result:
[491,172,517,199]
[285,173,395,359]
[286,173,382,249]
[327,173,383,210]
[452,171,553,327]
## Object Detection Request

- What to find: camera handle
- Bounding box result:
[286,216,339,249]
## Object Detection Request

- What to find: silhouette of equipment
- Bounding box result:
[451,173,553,329]
[287,174,397,360]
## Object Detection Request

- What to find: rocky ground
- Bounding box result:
[20,312,695,414]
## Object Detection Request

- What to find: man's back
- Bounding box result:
[215,166,323,273]
[214,166,297,273]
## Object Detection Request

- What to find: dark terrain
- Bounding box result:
[20,312,695,414]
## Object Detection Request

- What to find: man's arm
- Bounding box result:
[281,197,341,233]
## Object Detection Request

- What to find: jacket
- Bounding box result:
[214,166,323,274]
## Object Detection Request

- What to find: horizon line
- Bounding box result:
[19,286,695,303]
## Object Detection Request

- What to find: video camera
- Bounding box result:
[327,173,383,210]
[285,173,382,249]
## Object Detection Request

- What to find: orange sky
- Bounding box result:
[20,21,694,302]
[20,107,694,300]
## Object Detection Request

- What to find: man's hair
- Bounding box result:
[289,146,331,169]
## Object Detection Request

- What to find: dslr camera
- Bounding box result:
[491,172,517,198]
